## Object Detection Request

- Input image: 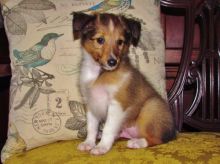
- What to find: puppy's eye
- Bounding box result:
[117,39,124,46]
[96,37,105,45]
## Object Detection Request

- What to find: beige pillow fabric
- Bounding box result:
[1,0,165,162]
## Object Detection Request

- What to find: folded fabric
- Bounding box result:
[5,132,220,164]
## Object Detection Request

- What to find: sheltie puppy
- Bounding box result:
[72,12,176,155]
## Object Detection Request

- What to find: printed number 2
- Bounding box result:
[55,97,62,108]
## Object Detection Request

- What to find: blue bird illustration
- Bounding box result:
[80,0,132,13]
[13,33,63,69]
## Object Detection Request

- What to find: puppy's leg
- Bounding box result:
[90,101,125,155]
[78,110,99,151]
[130,98,169,148]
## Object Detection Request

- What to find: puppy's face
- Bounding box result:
[73,13,141,71]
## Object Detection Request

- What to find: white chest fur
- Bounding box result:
[80,49,108,119]
[80,50,101,86]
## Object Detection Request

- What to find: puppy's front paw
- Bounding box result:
[77,141,95,152]
[90,145,109,155]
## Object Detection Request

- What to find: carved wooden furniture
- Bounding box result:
[0,0,219,156]
[161,0,220,131]
[184,0,220,131]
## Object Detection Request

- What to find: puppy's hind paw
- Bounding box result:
[90,146,109,155]
[77,141,95,152]
[127,138,148,149]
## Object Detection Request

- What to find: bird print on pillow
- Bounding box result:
[13,33,63,110]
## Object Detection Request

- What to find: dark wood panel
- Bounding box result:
[0,77,10,151]
[0,28,9,64]
[165,50,200,64]
[165,16,184,49]
[0,64,11,77]
[193,24,200,49]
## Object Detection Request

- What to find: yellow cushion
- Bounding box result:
[5,132,220,164]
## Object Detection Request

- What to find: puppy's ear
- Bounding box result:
[122,17,141,47]
[72,12,95,40]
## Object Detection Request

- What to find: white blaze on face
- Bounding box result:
[109,19,117,67]
[109,19,114,33]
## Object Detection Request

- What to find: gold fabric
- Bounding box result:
[5,132,220,164]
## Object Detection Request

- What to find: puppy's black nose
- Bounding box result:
[107,58,117,67]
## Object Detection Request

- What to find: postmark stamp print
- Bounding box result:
[32,109,61,135]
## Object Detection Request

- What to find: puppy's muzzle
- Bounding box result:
[102,55,119,71]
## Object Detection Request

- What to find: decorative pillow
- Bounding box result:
[1,0,165,162]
